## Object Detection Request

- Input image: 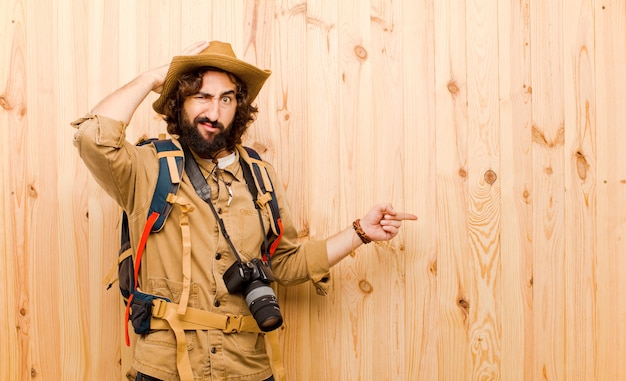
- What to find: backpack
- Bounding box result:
[103,137,284,346]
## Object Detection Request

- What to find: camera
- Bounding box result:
[223,258,283,332]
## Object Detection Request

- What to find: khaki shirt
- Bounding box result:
[72,114,331,381]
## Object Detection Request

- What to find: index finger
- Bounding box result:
[391,212,418,221]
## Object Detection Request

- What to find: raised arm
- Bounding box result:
[91,41,210,123]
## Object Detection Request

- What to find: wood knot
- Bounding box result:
[354,45,368,60]
[277,109,291,125]
[484,170,497,185]
[447,80,459,95]
[429,260,437,276]
[544,166,553,176]
[358,279,373,294]
[458,168,467,178]
[458,298,470,311]
[0,95,11,110]
[523,188,531,204]
[576,151,588,180]
[28,184,38,199]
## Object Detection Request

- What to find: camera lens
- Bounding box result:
[244,280,283,332]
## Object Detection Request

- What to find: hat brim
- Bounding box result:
[153,54,271,114]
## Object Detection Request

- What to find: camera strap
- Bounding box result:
[182,143,254,265]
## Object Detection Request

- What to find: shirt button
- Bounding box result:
[211,347,217,354]
[214,300,221,307]
[217,208,222,214]
[215,253,222,260]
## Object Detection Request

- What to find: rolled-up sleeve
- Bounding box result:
[71,114,143,213]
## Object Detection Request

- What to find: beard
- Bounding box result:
[178,114,237,159]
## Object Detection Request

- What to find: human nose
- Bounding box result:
[203,98,220,121]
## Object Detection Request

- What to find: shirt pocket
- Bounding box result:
[149,278,200,308]
[230,330,267,355]
[235,206,270,260]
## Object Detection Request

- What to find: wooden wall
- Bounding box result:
[2,0,625,380]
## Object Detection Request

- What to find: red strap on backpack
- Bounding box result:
[268,218,284,259]
[124,211,160,346]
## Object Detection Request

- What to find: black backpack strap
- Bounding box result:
[241,147,284,261]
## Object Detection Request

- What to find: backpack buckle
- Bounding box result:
[224,314,243,333]
[151,298,168,319]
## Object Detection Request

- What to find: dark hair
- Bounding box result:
[161,67,259,143]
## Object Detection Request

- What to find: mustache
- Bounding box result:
[194,116,225,130]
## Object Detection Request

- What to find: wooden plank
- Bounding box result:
[530,0,566,379]
[594,0,626,379]
[465,0,502,379]
[368,0,410,379]
[433,0,472,380]
[1,1,29,380]
[22,0,63,379]
[562,0,597,379]
[401,0,438,380]
[497,0,533,380]
[302,0,340,380]
[270,2,313,380]
[335,0,378,379]
[56,0,92,378]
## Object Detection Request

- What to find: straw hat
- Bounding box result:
[152,41,271,114]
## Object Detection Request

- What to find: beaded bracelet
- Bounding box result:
[352,219,372,244]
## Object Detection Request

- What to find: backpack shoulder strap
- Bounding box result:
[144,138,185,231]
[240,147,284,260]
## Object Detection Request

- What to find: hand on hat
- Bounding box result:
[150,41,211,94]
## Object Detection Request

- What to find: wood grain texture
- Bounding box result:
[530,1,567,380]
[563,1,597,380]
[401,1,438,380]
[2,0,626,380]
[466,0,502,379]
[336,0,373,379]
[594,1,626,380]
[497,0,533,380]
[434,1,472,380]
[304,1,341,380]
[2,1,28,380]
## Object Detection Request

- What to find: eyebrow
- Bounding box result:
[197,90,236,98]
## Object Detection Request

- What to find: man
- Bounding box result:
[72,41,417,381]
